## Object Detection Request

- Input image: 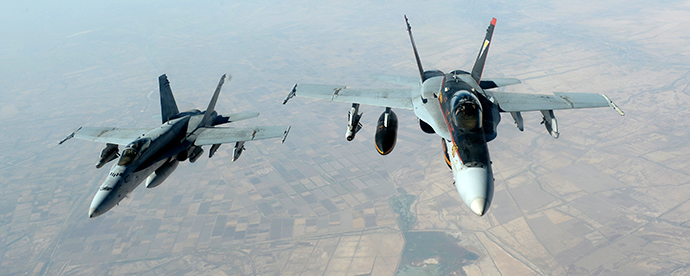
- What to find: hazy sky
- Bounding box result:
[2,0,690,275]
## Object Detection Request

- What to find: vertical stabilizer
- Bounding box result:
[405,15,425,81]
[159,74,180,123]
[200,74,228,127]
[470,18,497,83]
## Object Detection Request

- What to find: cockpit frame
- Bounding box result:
[117,137,152,166]
[451,91,483,130]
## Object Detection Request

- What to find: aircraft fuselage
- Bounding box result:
[413,70,497,216]
[438,71,495,216]
[88,114,205,218]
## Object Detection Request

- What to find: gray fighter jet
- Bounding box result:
[282,17,624,216]
[62,74,290,218]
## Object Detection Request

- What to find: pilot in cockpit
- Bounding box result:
[452,93,482,130]
[117,138,152,166]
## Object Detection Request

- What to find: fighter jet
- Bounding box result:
[282,17,624,216]
[61,74,290,218]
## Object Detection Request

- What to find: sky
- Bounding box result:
[2,0,690,275]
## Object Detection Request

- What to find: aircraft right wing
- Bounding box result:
[73,127,149,145]
[283,84,415,110]
[194,126,290,146]
[486,91,625,115]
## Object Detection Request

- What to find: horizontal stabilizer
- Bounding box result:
[225,111,260,122]
[479,78,521,89]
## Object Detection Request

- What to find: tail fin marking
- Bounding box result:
[470,18,497,83]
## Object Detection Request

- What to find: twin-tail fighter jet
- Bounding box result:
[61,74,290,218]
[282,17,624,216]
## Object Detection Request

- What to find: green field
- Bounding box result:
[397,231,479,276]
[389,192,418,232]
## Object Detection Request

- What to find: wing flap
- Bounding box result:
[194,126,290,146]
[74,127,148,145]
[489,91,615,112]
[291,84,414,110]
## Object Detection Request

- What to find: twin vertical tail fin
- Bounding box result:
[159,74,180,124]
[470,18,497,83]
[405,15,426,81]
[200,74,229,127]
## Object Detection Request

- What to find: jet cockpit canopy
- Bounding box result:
[452,91,483,130]
[118,137,152,166]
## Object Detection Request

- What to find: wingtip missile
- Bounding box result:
[283,84,297,105]
[602,94,625,116]
[281,126,291,143]
[59,126,82,145]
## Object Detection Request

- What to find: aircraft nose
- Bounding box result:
[454,165,493,216]
[88,207,99,218]
[89,189,111,218]
[470,198,486,216]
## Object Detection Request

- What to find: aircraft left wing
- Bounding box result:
[486,91,625,115]
[283,84,415,110]
[194,126,290,146]
[73,127,149,145]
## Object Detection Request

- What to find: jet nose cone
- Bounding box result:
[454,165,493,216]
[470,198,486,216]
[88,207,99,218]
[90,188,114,218]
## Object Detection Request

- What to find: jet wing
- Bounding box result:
[74,127,149,145]
[285,84,415,110]
[194,126,290,146]
[487,91,624,114]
